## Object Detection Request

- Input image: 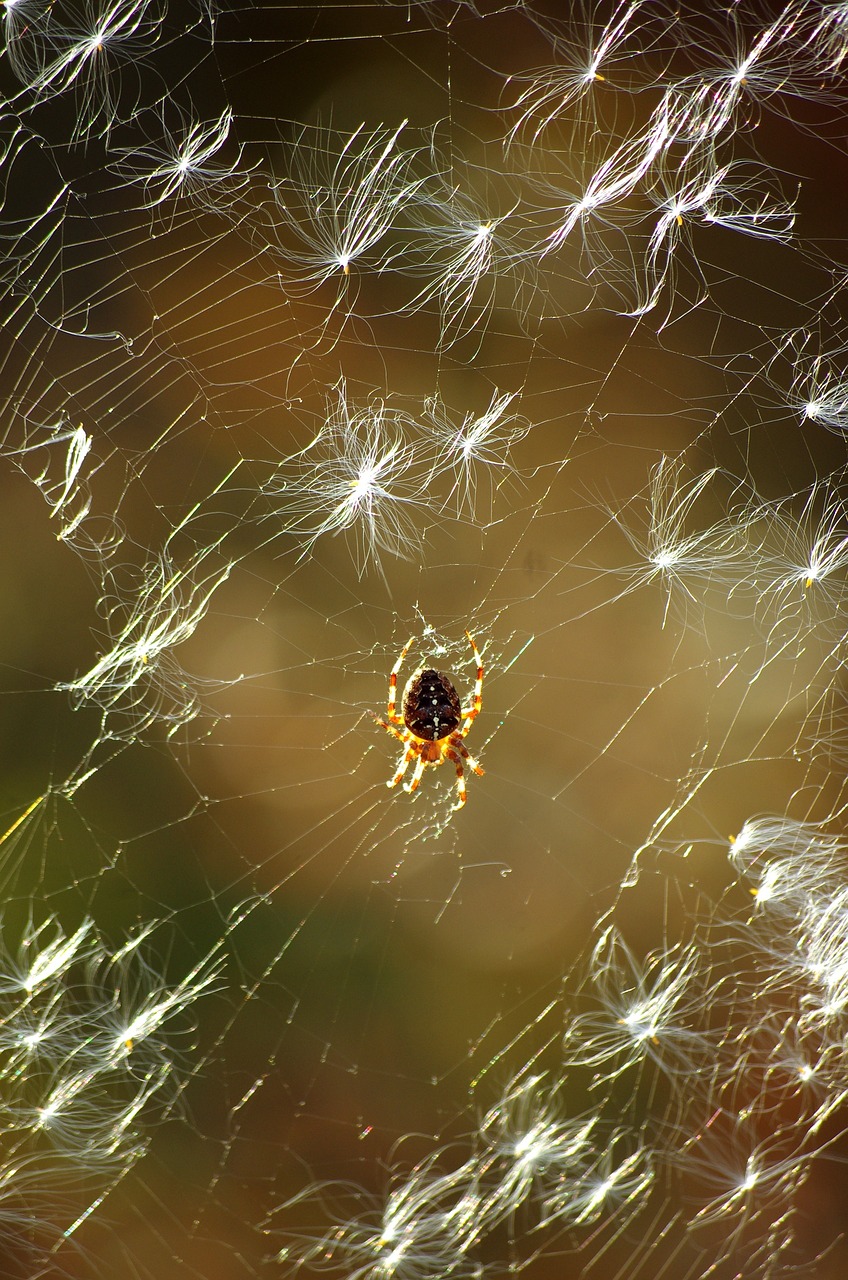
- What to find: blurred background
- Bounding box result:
[2,1,848,1276]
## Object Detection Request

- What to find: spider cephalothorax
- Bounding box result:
[371,632,485,809]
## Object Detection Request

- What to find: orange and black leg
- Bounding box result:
[388,741,418,789]
[386,636,415,723]
[460,631,484,735]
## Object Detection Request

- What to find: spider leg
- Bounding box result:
[458,630,484,737]
[389,742,418,789]
[403,753,428,794]
[371,714,409,744]
[445,747,467,809]
[387,636,415,721]
[451,735,484,777]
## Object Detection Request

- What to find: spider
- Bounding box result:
[371,631,485,809]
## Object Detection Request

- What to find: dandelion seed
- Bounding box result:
[58,549,233,736]
[2,918,96,996]
[562,927,710,1075]
[424,390,530,518]
[541,91,671,255]
[788,348,848,435]
[266,380,430,577]
[477,1076,598,1224]
[270,121,427,294]
[604,457,745,627]
[395,168,529,347]
[111,107,248,207]
[7,0,165,142]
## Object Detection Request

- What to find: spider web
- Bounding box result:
[2,1,848,1277]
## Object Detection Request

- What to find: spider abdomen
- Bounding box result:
[402,668,462,741]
